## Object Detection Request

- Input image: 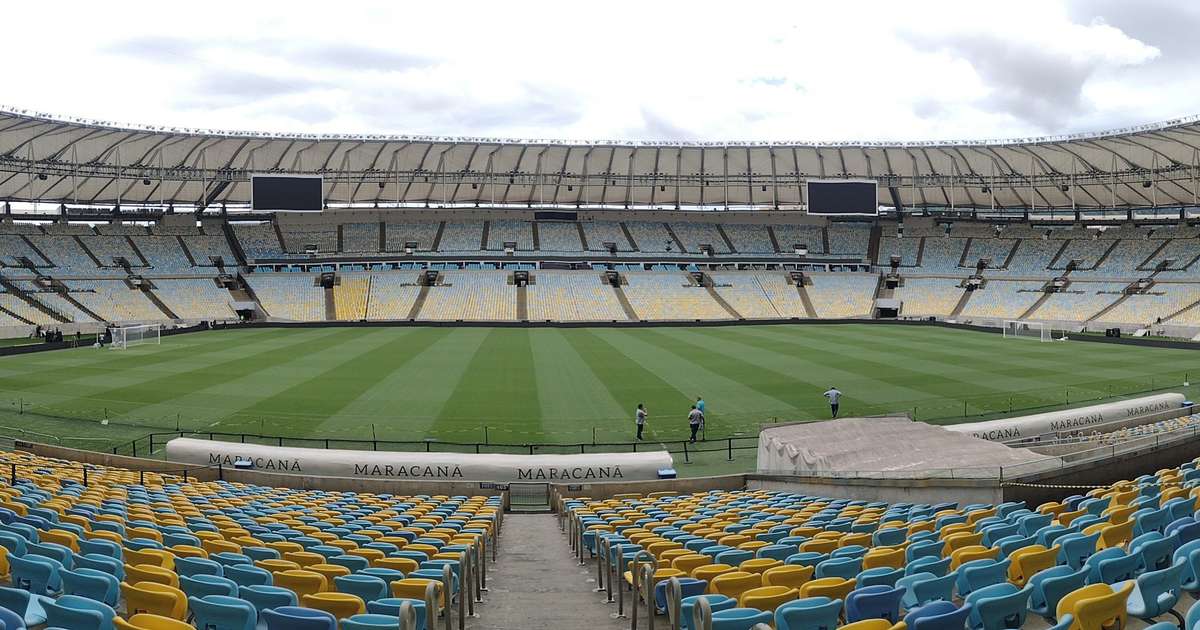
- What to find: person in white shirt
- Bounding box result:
[823,386,842,418]
[688,405,703,443]
[635,404,648,441]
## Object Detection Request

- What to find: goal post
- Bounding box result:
[110,324,161,350]
[1003,320,1066,342]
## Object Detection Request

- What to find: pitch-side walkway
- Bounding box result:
[480,514,628,630]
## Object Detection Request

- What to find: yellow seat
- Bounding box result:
[301,592,367,619]
[256,559,301,573]
[201,539,241,556]
[672,554,712,575]
[660,549,692,565]
[121,582,188,620]
[283,551,326,568]
[739,585,798,611]
[693,563,735,586]
[127,527,164,544]
[1008,545,1060,587]
[762,565,813,590]
[308,563,351,584]
[1056,582,1134,630]
[392,577,445,607]
[125,564,180,589]
[840,621,906,630]
[117,613,195,630]
[406,544,439,559]
[1057,509,1088,527]
[943,532,984,553]
[40,529,80,552]
[711,571,763,602]
[1098,520,1134,549]
[739,558,782,575]
[273,569,328,598]
[863,547,905,570]
[800,577,856,600]
[125,548,175,571]
[376,557,420,574]
[799,539,838,554]
[348,548,387,564]
[168,545,208,559]
[949,545,1000,571]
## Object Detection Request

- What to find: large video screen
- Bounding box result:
[251,175,323,211]
[806,179,879,216]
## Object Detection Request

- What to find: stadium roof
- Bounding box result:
[2,107,1200,210]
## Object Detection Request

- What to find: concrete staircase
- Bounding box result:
[611,282,639,321]
[324,285,336,321]
[950,288,973,318]
[619,222,640,251]
[767,226,782,253]
[663,223,687,253]
[138,282,179,319]
[0,278,69,323]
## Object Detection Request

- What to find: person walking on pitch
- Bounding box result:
[688,405,703,443]
[823,386,842,418]
[636,403,648,440]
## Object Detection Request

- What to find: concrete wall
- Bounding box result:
[746,474,1003,506]
[550,474,746,502]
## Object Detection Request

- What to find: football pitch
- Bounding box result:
[0,324,1197,474]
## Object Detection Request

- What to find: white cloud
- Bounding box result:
[0,0,1189,142]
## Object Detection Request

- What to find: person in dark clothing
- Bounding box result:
[635,404,647,441]
[688,405,703,443]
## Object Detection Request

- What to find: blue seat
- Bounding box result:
[757,545,795,562]
[1085,547,1138,584]
[906,540,943,563]
[955,559,1010,599]
[1125,557,1186,626]
[59,567,119,606]
[1165,497,1197,523]
[329,555,372,573]
[979,523,1019,547]
[904,601,972,630]
[896,572,955,610]
[1166,518,1200,545]
[1027,565,1088,620]
[73,554,123,582]
[1133,507,1169,537]
[1056,533,1099,570]
[711,607,774,630]
[262,605,337,630]
[846,585,904,623]
[655,577,707,613]
[24,542,70,568]
[10,554,62,595]
[775,596,842,630]
[874,528,906,547]
[211,552,253,567]
[1018,514,1052,537]
[816,557,862,580]
[963,582,1031,630]
[180,573,239,599]
[1129,532,1177,574]
[785,553,828,568]
[360,567,406,582]
[857,567,904,588]
[189,594,257,630]
[41,594,115,630]
[342,613,402,629]
[907,556,952,578]
[225,564,272,588]
[715,550,754,567]
[0,604,22,630]
[241,546,280,562]
[76,539,120,560]
[237,584,297,614]
[0,586,50,627]
[335,574,390,604]
[366,598,430,630]
[1177,539,1200,596]
[176,556,224,578]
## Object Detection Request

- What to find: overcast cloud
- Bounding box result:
[1,0,1194,142]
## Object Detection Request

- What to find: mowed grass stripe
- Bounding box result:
[529,330,627,441]
[40,328,356,423]
[591,328,795,437]
[224,328,432,433]
[312,326,460,434]
[0,328,291,393]
[559,329,693,443]
[434,329,540,440]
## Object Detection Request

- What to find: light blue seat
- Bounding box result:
[10,554,62,595]
[189,594,257,630]
[1166,497,1197,523]
[241,546,280,562]
[757,545,795,562]
[330,555,371,573]
[846,585,904,623]
[262,605,336,630]
[832,545,868,560]
[955,559,1010,599]
[874,529,907,547]
[0,604,23,630]
[60,567,119,606]
[1018,514,1053,537]
[334,574,390,604]
[711,607,774,630]
[906,540,943,563]
[366,598,429,630]
[1133,507,1169,537]
[1125,558,1186,626]
[715,550,755,567]
[1056,533,1099,570]
[904,601,972,630]
[180,573,240,599]
[979,523,1019,547]
[774,596,842,630]
[237,584,297,614]
[73,554,124,582]
[342,614,401,629]
[1085,547,1138,584]
[995,535,1037,558]
[176,556,224,579]
[1128,532,1176,574]
[896,572,955,610]
[1177,539,1200,596]
[816,557,862,580]
[857,567,904,588]
[0,586,51,627]
[225,564,272,588]
[76,539,120,560]
[25,542,71,568]
[1027,565,1088,620]
[359,567,406,582]
[906,556,951,578]
[1166,518,1200,545]
[963,582,1031,630]
[42,594,115,630]
[211,552,253,567]
[785,553,828,568]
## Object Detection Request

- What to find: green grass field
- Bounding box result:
[0,324,1196,475]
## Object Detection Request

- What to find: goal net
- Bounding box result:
[110,324,161,350]
[1003,320,1066,342]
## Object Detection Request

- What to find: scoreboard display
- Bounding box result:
[251,175,323,211]
[806,179,879,216]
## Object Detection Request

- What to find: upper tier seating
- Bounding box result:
[581,222,632,252]
[421,271,516,321]
[244,274,324,321]
[964,239,1017,269]
[151,224,202,236]
[135,237,195,274]
[916,237,968,273]
[66,280,166,321]
[487,220,534,251]
[181,234,238,266]
[806,273,876,318]
[1049,239,1109,270]
[771,225,826,254]
[233,224,288,260]
[536,222,584,253]
[280,225,338,254]
[1071,240,1164,278]
[826,223,871,257]
[79,236,145,267]
[342,223,380,253]
[384,222,441,252]
[151,279,237,320]
[437,222,485,252]
[722,224,776,254]
[997,239,1064,276]
[0,235,49,267]
[28,236,119,276]
[625,222,676,253]
[0,222,44,235]
[622,272,730,320]
[671,223,731,254]
[526,271,627,321]
[876,237,921,267]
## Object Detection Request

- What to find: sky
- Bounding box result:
[1,0,1196,143]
